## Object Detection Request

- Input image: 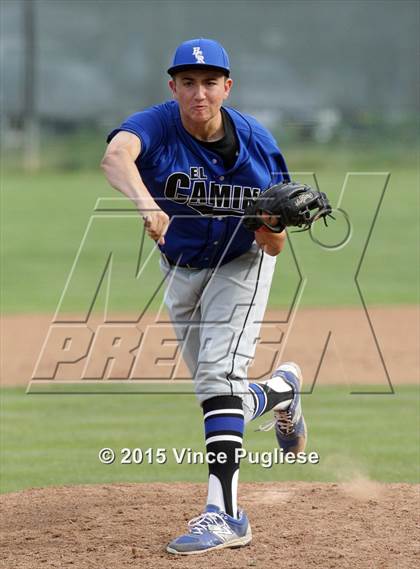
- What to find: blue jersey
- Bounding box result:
[107,100,289,268]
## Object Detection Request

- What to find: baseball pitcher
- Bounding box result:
[102,38,331,555]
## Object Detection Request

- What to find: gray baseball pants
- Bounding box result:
[160,243,276,424]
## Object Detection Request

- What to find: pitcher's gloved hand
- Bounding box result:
[243,181,334,233]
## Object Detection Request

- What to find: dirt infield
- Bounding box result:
[1,307,418,568]
[1,482,418,569]
[1,306,418,386]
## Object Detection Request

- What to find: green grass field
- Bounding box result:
[1,144,418,494]
[1,386,418,493]
[1,143,418,313]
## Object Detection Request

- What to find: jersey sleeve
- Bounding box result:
[239,111,290,186]
[270,145,290,185]
[106,106,166,160]
[260,128,290,186]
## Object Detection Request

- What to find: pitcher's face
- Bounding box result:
[169,70,232,124]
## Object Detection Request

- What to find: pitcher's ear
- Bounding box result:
[223,77,233,99]
[169,78,177,97]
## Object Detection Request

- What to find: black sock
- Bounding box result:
[202,395,244,517]
[248,382,293,419]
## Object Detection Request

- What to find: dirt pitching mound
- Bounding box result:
[1,482,418,569]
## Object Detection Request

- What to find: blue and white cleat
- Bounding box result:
[259,362,307,454]
[166,504,252,555]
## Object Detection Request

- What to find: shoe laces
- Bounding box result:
[187,512,230,535]
[256,409,294,435]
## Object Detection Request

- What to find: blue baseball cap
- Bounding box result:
[167,38,230,76]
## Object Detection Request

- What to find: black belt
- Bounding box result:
[163,255,202,270]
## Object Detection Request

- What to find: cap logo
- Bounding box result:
[192,46,205,64]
